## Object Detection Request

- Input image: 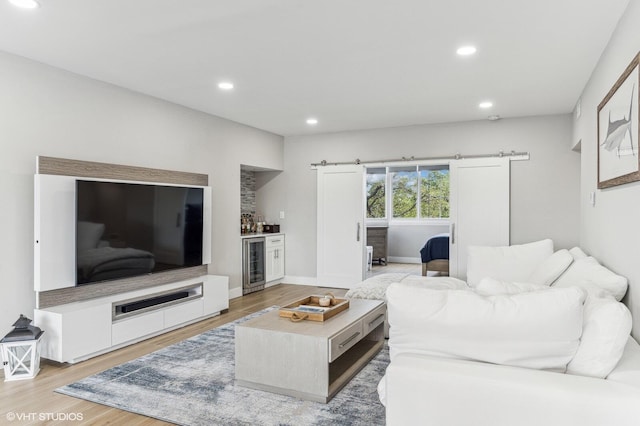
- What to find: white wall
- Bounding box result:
[272,115,579,282]
[0,51,283,336]
[255,170,285,226]
[573,0,640,338]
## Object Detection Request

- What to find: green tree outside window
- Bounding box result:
[392,171,417,218]
[420,170,449,218]
[366,170,386,218]
[367,166,449,220]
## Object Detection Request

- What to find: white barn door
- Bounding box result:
[449,158,510,281]
[317,165,365,288]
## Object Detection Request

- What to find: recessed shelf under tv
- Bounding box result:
[112,283,203,322]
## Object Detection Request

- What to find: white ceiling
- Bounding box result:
[0,0,629,136]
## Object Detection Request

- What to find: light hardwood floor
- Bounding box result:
[0,284,347,425]
[366,262,421,278]
[366,262,449,279]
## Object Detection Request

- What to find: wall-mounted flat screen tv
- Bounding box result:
[76,180,204,285]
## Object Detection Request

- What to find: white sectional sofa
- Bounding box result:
[385,339,640,426]
[371,240,640,426]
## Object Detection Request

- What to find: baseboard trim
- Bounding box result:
[229,286,243,300]
[265,280,281,288]
[282,276,317,286]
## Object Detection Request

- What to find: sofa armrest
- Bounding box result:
[385,353,640,426]
[607,336,640,387]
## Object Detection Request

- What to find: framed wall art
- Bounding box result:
[597,52,640,189]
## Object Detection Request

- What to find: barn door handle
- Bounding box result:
[356,222,361,242]
[451,223,455,244]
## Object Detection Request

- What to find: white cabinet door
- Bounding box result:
[202,275,229,314]
[35,302,112,363]
[272,246,285,280]
[317,165,365,288]
[266,246,276,282]
[272,246,284,281]
[34,175,76,291]
[265,235,285,282]
[449,158,510,281]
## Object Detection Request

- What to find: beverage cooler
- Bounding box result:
[242,237,266,295]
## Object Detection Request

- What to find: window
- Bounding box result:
[390,167,418,218]
[367,164,449,222]
[419,166,450,219]
[366,168,386,219]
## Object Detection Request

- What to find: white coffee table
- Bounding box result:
[235,298,386,403]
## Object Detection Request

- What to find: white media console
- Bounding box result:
[35,275,229,363]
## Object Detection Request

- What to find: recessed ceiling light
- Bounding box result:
[479,101,493,109]
[9,0,39,8]
[306,118,318,125]
[217,82,234,90]
[456,45,477,56]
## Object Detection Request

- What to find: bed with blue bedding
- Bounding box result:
[419,233,450,276]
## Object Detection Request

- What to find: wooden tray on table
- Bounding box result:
[279,295,349,322]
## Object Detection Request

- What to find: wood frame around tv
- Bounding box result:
[36,156,209,309]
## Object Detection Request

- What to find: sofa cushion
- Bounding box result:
[387,282,585,371]
[569,246,588,260]
[527,249,573,286]
[553,257,628,301]
[475,277,631,379]
[566,294,632,378]
[466,239,554,287]
[474,277,548,296]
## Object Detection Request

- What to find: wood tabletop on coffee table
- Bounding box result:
[240,298,383,336]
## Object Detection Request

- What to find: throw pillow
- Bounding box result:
[466,239,554,287]
[566,294,632,378]
[527,249,573,286]
[553,257,628,301]
[387,282,585,372]
[345,274,467,301]
[345,273,411,301]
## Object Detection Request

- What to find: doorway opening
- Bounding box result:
[364,164,451,280]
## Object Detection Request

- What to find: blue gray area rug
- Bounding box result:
[56,308,388,425]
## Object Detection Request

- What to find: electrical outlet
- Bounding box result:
[279,211,285,219]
